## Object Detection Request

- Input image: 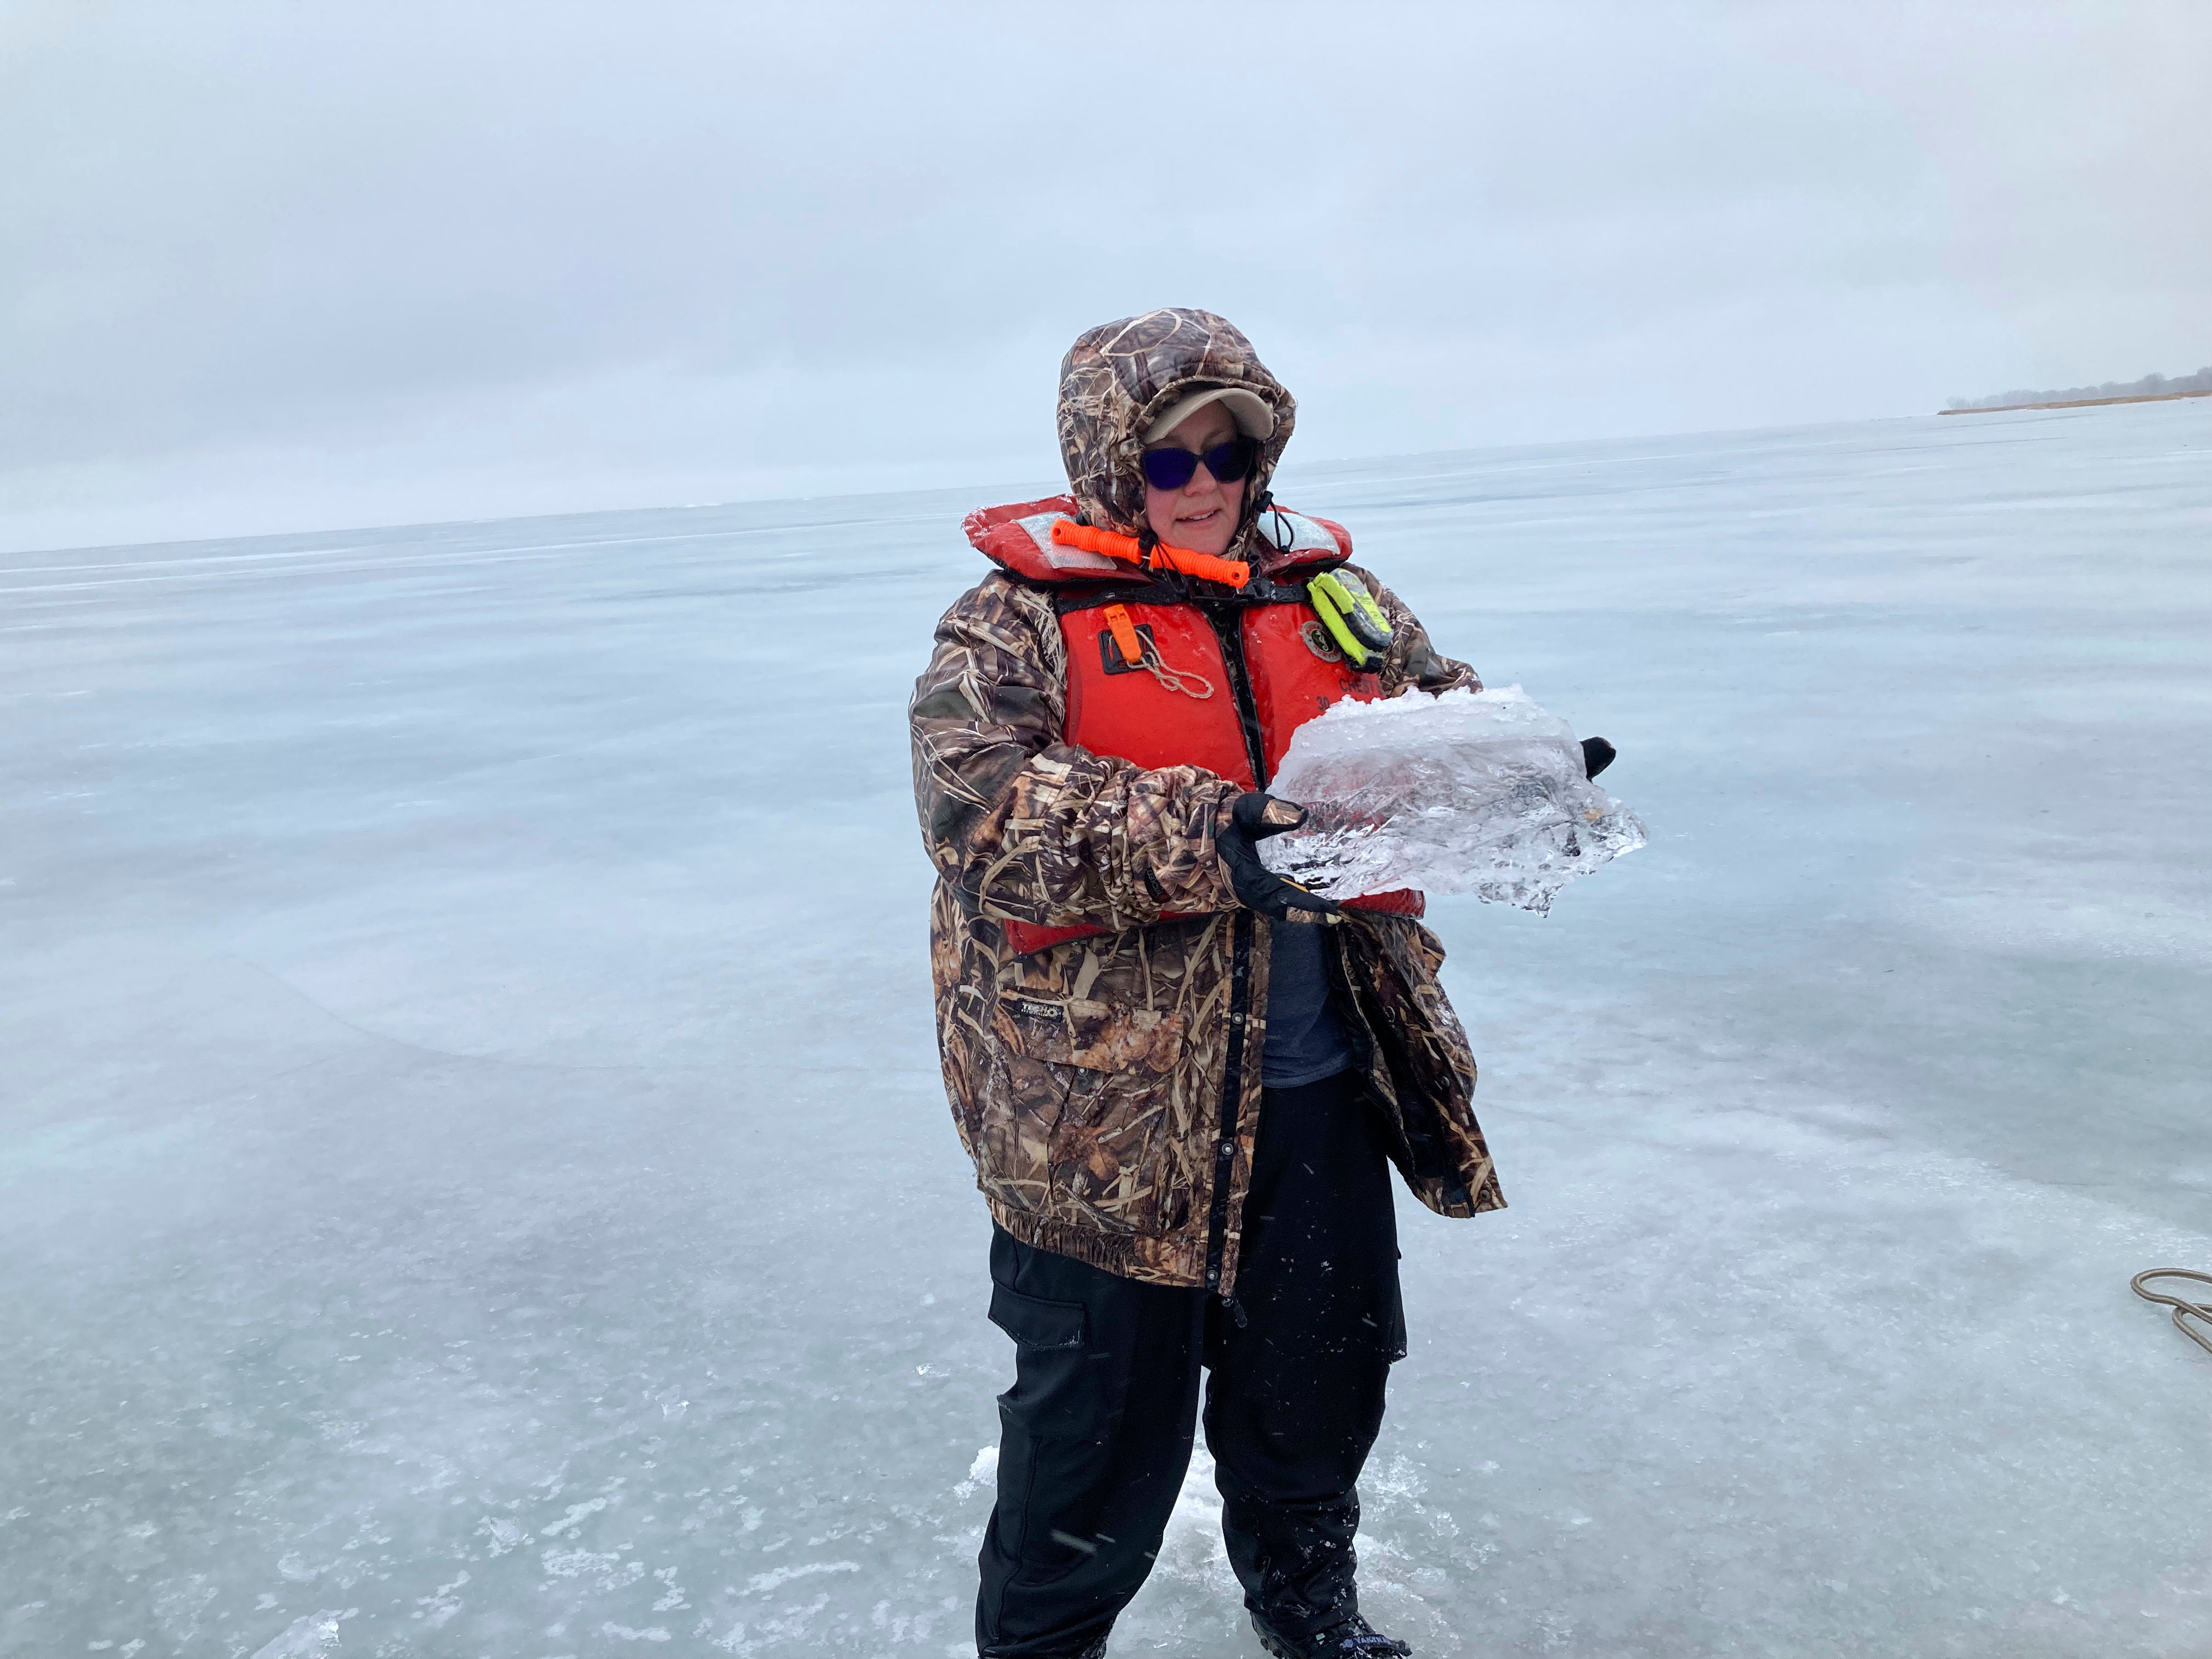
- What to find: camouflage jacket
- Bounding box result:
[908,309,1504,1294]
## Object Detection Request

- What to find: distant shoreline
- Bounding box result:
[1938,388,2212,415]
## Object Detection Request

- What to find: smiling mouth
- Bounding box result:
[1177,507,1221,525]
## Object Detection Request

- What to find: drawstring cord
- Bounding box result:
[1141,657,1215,700]
[1101,601,1216,700]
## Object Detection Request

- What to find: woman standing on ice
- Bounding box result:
[910,309,1502,1659]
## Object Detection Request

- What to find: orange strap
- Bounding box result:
[1049,520,1250,588]
[1101,602,1144,667]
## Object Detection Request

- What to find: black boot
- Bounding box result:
[1250,1609,1412,1657]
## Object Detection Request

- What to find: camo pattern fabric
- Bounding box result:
[912,567,1504,1293]
[1058,307,1295,554]
[912,312,1502,1293]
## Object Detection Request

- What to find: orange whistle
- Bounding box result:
[1101,602,1145,667]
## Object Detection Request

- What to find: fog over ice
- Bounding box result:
[3,1,2208,550]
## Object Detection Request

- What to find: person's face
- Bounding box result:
[1141,402,1246,557]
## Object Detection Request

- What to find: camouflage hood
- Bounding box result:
[1057,308,1296,557]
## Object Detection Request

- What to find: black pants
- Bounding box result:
[977,1070,1404,1657]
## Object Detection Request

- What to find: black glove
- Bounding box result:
[1581,736,1616,781]
[1218,793,1341,920]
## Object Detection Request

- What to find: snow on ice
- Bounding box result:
[1,400,2207,1655]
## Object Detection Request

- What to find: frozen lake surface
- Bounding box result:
[4,402,2208,1657]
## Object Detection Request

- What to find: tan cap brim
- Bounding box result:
[1142,385,1276,444]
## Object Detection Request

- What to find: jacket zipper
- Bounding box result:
[1201,599,1272,789]
[1204,910,1252,1296]
[1200,601,1267,1299]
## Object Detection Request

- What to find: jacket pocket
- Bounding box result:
[990,992,1193,1236]
[992,992,1186,1074]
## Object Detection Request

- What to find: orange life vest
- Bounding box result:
[962,495,1424,953]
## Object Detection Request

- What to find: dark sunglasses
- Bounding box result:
[1140,436,1259,492]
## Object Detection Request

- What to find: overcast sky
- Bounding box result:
[3,1,2206,551]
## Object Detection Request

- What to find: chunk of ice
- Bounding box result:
[1259,685,1646,912]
